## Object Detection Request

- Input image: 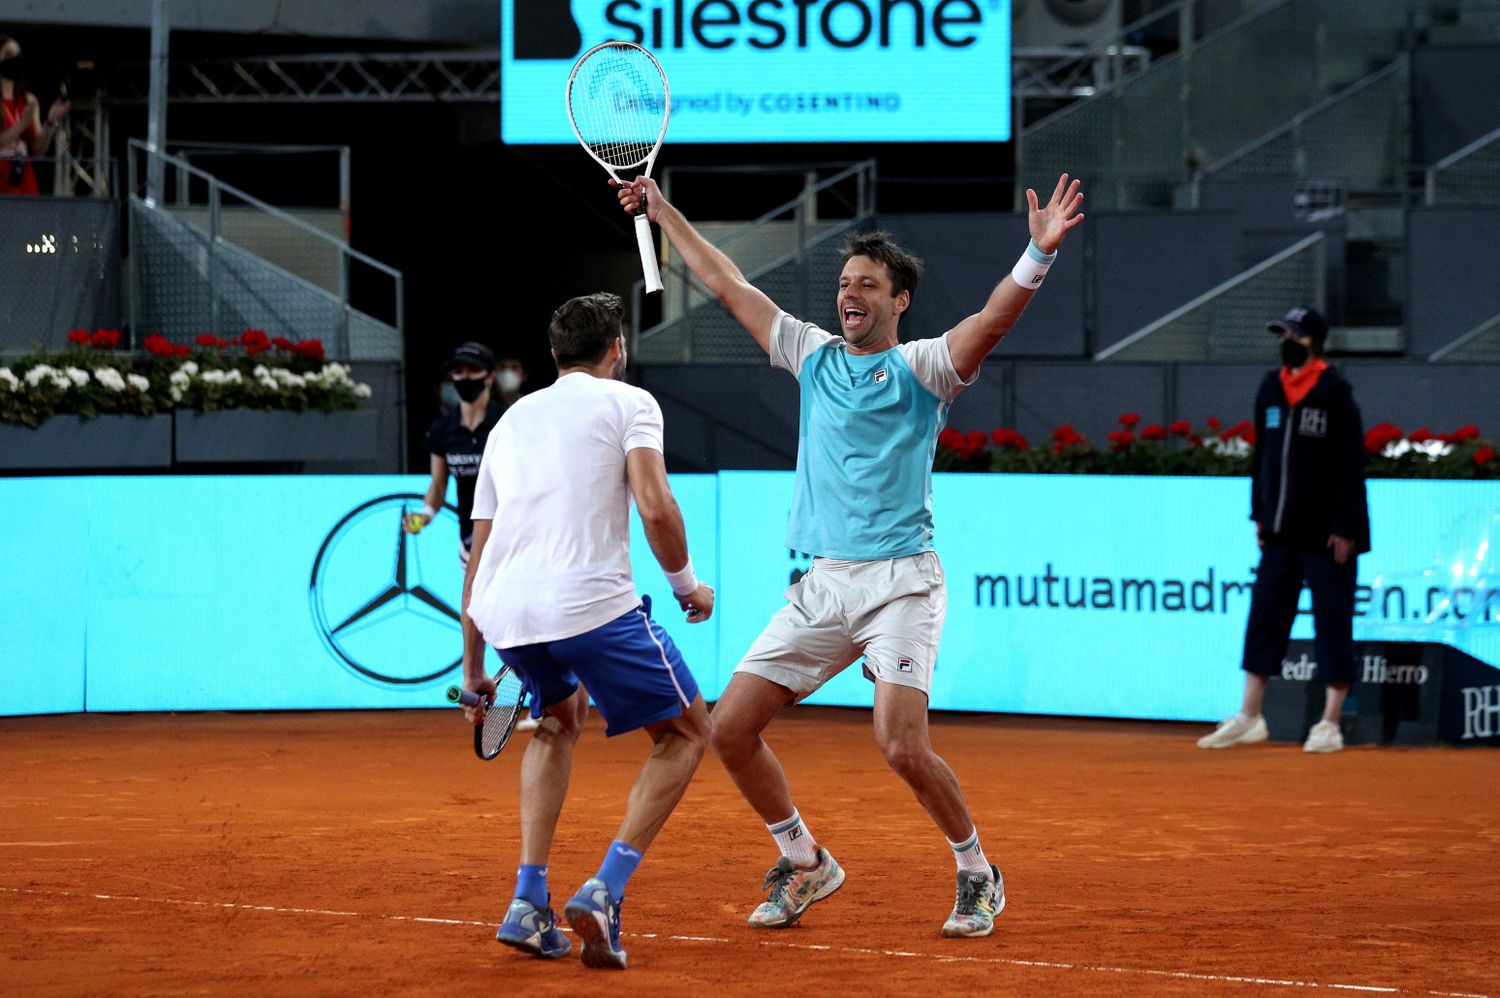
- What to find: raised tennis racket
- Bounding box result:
[447,666,528,760]
[565,41,670,293]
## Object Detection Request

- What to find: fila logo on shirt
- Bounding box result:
[873,369,888,384]
[898,657,914,673]
[1298,408,1327,438]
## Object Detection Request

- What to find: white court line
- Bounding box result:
[0,886,1486,998]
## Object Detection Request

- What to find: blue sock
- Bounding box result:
[514,864,549,909]
[595,840,644,903]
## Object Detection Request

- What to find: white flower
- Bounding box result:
[64,367,90,387]
[180,361,199,376]
[353,383,372,399]
[1208,436,1251,458]
[169,370,191,388]
[1411,439,1453,461]
[127,374,150,392]
[0,367,18,391]
[170,387,183,402]
[1381,439,1412,459]
[24,364,56,387]
[225,369,243,384]
[93,367,127,392]
[252,365,270,379]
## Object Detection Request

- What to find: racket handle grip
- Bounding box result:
[635,212,663,294]
[446,686,481,708]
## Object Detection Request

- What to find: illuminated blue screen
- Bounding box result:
[2,475,1496,718]
[500,0,1012,143]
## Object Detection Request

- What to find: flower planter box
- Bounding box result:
[0,415,173,470]
[174,410,378,464]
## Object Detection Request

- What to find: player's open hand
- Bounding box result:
[460,672,497,726]
[615,176,663,223]
[677,583,714,623]
[1027,173,1085,255]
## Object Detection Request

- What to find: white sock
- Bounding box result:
[949,828,991,878]
[767,810,818,868]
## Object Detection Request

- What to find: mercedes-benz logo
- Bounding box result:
[309,493,464,686]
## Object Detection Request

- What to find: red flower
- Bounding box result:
[242,329,271,353]
[1475,445,1496,467]
[1453,423,1482,442]
[1407,427,1433,444]
[1107,429,1136,452]
[271,336,294,351]
[293,339,325,361]
[1141,423,1167,441]
[1242,427,1257,447]
[174,344,192,357]
[1187,434,1203,448]
[195,333,227,348]
[1119,412,1141,428]
[1364,422,1403,455]
[990,428,1030,451]
[1206,416,1222,430]
[67,328,91,345]
[937,428,964,452]
[92,329,121,349]
[142,333,174,356]
[1169,419,1192,437]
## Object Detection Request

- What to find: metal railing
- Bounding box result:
[633,162,877,364]
[1199,57,1409,195]
[1097,233,1326,362]
[1424,125,1500,206]
[1430,311,1500,362]
[126,139,403,360]
[1017,0,1420,211]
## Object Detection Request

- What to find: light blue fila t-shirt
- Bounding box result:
[770,311,977,560]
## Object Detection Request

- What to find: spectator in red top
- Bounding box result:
[0,34,69,196]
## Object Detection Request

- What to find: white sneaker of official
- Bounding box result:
[1196,714,1269,749]
[1302,720,1344,753]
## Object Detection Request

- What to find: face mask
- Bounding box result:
[1280,339,1310,368]
[0,56,23,81]
[453,376,488,402]
[496,370,522,394]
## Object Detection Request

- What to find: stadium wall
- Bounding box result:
[3,474,1496,719]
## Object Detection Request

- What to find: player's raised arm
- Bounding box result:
[625,446,714,622]
[947,174,1085,381]
[617,177,781,354]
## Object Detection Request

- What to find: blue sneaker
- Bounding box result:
[563,878,627,970]
[495,898,572,959]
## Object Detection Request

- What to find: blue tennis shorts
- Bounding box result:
[497,596,700,737]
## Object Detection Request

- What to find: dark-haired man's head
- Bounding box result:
[836,232,923,351]
[550,292,626,378]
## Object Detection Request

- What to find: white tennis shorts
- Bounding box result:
[735,551,946,699]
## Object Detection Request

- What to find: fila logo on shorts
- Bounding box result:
[873,368,887,384]
[898,657,914,673]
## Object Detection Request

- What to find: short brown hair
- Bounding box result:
[841,231,923,303]
[549,293,624,368]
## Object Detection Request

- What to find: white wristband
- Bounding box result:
[664,559,698,597]
[1010,240,1056,290]
[420,505,437,520]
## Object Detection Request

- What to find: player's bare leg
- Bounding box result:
[565,695,710,969]
[872,680,1004,937]
[517,686,589,865]
[709,672,798,824]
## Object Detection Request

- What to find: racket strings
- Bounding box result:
[568,45,667,170]
[478,671,527,758]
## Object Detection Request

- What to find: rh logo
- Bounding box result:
[1461,685,1500,740]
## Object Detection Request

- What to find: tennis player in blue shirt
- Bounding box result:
[616,173,1085,938]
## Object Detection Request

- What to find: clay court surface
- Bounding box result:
[2,707,1497,997]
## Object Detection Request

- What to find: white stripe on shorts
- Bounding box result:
[636,606,691,707]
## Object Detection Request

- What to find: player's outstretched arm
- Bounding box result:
[625,447,714,622]
[947,173,1085,380]
[617,177,780,354]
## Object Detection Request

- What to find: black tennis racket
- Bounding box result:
[565,41,671,293]
[446,666,528,760]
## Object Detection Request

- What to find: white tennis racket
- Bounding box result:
[565,41,671,294]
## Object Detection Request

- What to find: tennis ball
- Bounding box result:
[405,513,425,534]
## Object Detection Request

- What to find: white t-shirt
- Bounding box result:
[467,371,664,648]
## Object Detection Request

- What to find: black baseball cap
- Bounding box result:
[446,341,495,370]
[1267,307,1328,344]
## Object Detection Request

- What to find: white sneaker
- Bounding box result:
[1303,720,1344,753]
[1196,714,1268,749]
